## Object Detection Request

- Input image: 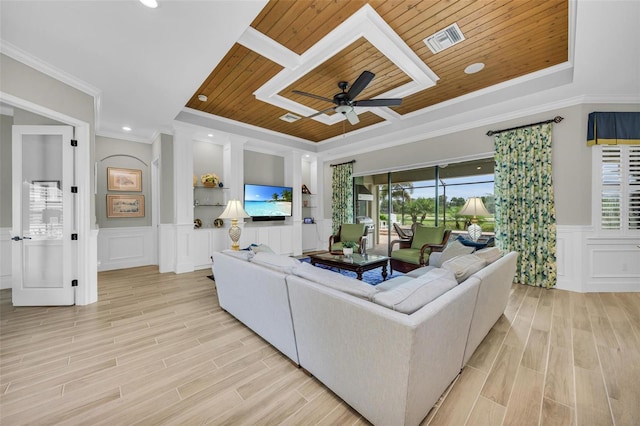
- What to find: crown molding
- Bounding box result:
[1,41,101,97]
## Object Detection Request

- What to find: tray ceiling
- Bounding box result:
[186,0,568,143]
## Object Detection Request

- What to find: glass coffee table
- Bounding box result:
[308,252,389,281]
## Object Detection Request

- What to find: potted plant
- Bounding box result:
[342,241,358,257]
[200,173,220,187]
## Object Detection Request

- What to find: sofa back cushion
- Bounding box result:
[372,268,457,314]
[441,254,486,283]
[474,246,503,264]
[431,240,475,267]
[410,225,445,250]
[250,252,301,274]
[291,262,379,300]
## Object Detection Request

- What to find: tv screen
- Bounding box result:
[244,184,293,220]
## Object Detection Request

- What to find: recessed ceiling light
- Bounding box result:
[477,166,482,170]
[207,134,213,137]
[139,0,158,8]
[122,126,132,132]
[464,63,485,74]
[198,94,208,102]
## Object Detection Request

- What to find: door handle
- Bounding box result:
[11,236,32,241]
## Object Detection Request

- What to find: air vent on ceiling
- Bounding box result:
[280,112,301,123]
[424,23,465,54]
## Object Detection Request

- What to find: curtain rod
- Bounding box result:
[330,159,356,167]
[486,116,564,136]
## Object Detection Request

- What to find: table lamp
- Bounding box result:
[217,199,250,250]
[458,197,490,242]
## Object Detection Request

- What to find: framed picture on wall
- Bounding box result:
[107,167,142,191]
[107,194,145,218]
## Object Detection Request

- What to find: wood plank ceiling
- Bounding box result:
[185,0,568,143]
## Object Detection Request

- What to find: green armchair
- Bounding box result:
[389,225,451,273]
[329,223,368,254]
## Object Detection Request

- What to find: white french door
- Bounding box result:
[11,125,75,306]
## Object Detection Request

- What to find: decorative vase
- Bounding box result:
[343,247,353,257]
[203,182,216,188]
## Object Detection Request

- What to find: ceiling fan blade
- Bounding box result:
[353,98,403,107]
[347,71,374,99]
[306,106,336,119]
[345,108,359,125]
[292,90,334,104]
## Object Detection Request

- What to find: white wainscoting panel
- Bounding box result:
[238,223,295,255]
[158,224,175,273]
[585,236,640,292]
[98,226,155,272]
[555,225,588,293]
[191,228,229,270]
[1,228,12,289]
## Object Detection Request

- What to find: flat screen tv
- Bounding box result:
[244,184,293,221]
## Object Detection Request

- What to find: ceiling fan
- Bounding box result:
[292,70,402,125]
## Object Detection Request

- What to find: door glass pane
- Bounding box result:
[22,134,63,288]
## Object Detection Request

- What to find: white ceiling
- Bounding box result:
[1,0,639,156]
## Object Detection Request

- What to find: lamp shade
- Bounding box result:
[458,197,490,217]
[218,200,250,219]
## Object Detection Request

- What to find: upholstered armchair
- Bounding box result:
[389,225,451,273]
[329,223,368,254]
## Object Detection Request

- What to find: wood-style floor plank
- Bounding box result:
[1,268,637,425]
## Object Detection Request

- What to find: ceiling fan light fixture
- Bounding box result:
[139,0,158,8]
[335,105,352,114]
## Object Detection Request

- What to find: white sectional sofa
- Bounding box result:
[212,249,518,426]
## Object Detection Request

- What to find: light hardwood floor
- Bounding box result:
[1,266,639,425]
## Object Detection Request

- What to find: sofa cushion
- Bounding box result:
[441,254,487,283]
[291,262,379,300]
[374,275,415,292]
[250,252,301,274]
[410,225,445,250]
[475,246,503,264]
[431,240,474,267]
[372,268,457,314]
[405,265,436,278]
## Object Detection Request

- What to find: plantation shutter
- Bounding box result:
[629,146,640,230]
[599,145,640,231]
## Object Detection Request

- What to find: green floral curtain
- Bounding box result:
[331,162,354,234]
[494,123,557,288]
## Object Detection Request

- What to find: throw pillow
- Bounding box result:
[291,262,379,300]
[430,240,474,267]
[441,254,486,283]
[250,252,300,274]
[457,235,495,249]
[475,246,502,264]
[372,268,457,314]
